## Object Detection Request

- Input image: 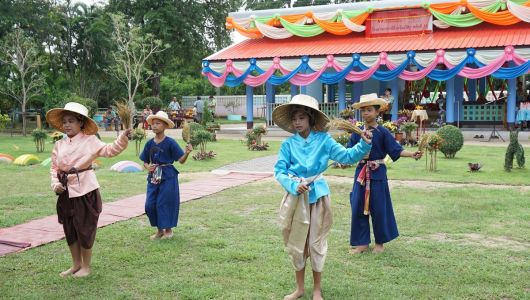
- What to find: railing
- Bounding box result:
[181,95,292,117]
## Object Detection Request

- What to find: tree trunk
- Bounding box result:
[151,74,160,97]
[22,105,27,137]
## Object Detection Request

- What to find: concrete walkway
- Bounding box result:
[0,172,270,256]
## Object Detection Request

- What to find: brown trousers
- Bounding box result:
[56,189,102,249]
[279,193,332,272]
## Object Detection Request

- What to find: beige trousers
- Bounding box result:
[279,193,333,272]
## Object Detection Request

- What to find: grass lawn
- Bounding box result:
[0,136,280,227]
[0,179,528,299]
[326,145,530,185]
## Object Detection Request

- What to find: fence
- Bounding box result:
[181,95,291,117]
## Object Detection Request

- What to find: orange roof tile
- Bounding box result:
[205,23,530,61]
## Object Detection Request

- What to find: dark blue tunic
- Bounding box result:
[140,137,184,229]
[347,125,403,245]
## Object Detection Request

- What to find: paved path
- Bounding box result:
[0,172,270,256]
[212,155,277,174]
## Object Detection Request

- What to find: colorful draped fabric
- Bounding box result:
[202,47,530,87]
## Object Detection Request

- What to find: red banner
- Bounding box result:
[366,9,432,38]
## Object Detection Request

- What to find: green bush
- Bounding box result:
[136,97,164,111]
[333,132,350,146]
[31,128,48,152]
[436,125,464,158]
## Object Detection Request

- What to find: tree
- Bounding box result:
[107,13,168,126]
[0,28,45,136]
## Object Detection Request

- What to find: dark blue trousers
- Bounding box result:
[350,180,399,246]
[145,177,180,229]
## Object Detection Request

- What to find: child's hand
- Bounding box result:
[147,163,158,172]
[296,183,309,194]
[185,144,193,154]
[123,128,132,137]
[361,129,373,144]
[54,184,65,194]
[412,151,423,160]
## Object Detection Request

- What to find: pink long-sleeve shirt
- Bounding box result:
[50,132,129,198]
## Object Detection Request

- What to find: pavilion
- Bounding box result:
[202,0,530,129]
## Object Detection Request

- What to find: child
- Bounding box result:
[47,102,131,278]
[273,94,372,300]
[139,111,192,240]
[347,93,422,254]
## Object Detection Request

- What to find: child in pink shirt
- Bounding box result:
[47,102,131,278]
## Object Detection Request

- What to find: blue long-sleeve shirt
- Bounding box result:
[274,131,372,203]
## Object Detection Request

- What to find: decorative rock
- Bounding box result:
[13,154,40,166]
[0,153,15,164]
[110,161,143,173]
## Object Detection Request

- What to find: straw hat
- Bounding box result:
[272,94,330,133]
[352,93,388,110]
[46,102,98,135]
[146,111,175,128]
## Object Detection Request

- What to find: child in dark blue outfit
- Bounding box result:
[348,94,422,254]
[140,111,192,240]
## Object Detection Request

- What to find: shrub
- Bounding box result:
[436,125,464,158]
[0,113,10,130]
[189,123,215,160]
[332,132,350,146]
[245,125,269,151]
[137,97,164,112]
[31,128,48,152]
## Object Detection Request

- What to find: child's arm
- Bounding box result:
[50,143,65,194]
[178,144,193,164]
[94,129,131,158]
[400,149,423,160]
[274,142,301,195]
[328,133,372,165]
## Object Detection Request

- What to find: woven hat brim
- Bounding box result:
[146,115,175,129]
[272,103,330,133]
[352,99,388,109]
[45,108,99,135]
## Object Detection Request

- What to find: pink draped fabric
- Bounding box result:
[203,46,529,87]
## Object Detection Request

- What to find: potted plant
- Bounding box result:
[400,121,418,146]
[224,99,242,121]
[245,125,269,151]
[393,116,408,142]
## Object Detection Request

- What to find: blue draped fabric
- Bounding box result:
[201,48,530,87]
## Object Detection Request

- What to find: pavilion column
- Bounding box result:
[246,85,254,129]
[352,81,363,120]
[306,80,323,103]
[507,76,516,128]
[290,84,299,98]
[300,85,307,94]
[266,82,275,127]
[446,78,455,125]
[338,79,346,111]
[469,78,477,102]
[455,76,464,127]
[479,77,486,98]
[391,78,399,121]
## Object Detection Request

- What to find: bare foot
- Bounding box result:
[150,231,164,240]
[161,231,173,240]
[72,267,90,278]
[283,289,304,300]
[313,289,324,300]
[59,266,80,277]
[373,244,384,253]
[349,245,369,254]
